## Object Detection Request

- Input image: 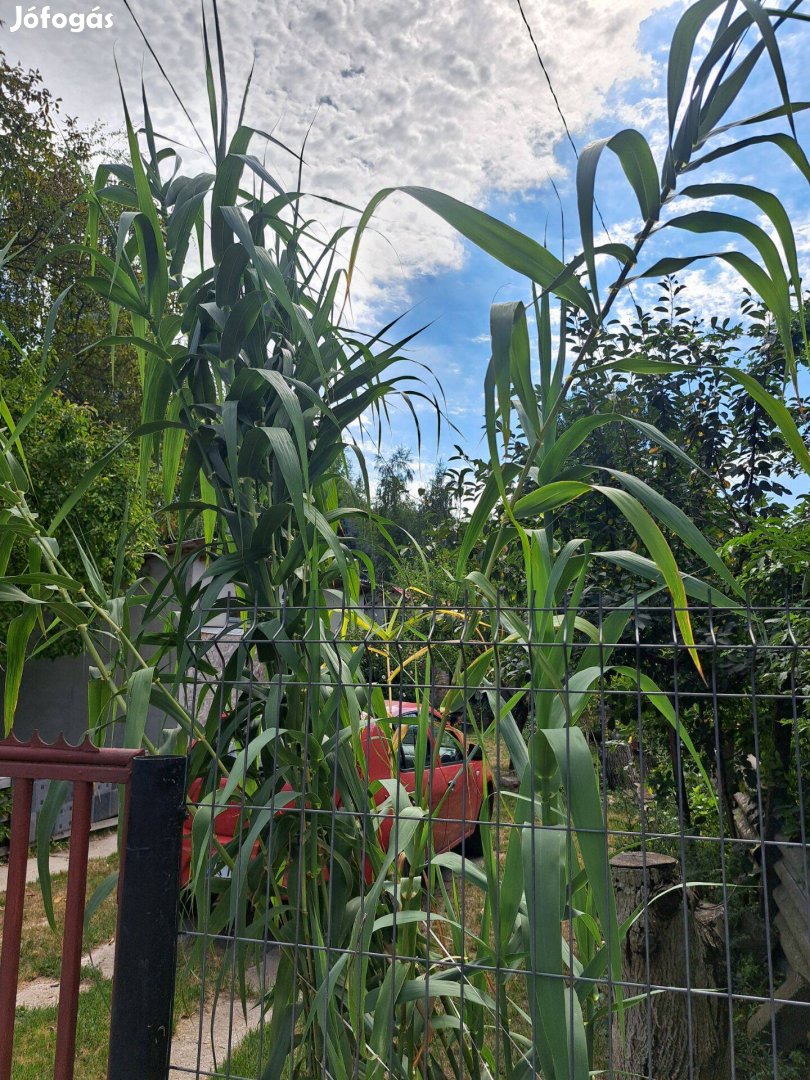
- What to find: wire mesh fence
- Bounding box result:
[167,596,810,1080]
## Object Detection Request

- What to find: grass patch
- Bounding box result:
[226,1024,270,1079]
[0,853,119,984]
[7,854,208,1079]
[12,969,111,1080]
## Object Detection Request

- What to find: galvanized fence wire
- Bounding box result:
[168,597,810,1080]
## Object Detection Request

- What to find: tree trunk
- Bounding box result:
[610,851,730,1080]
[667,727,692,827]
[430,668,450,711]
[603,740,636,791]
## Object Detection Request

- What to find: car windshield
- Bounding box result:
[397,725,464,770]
[436,730,464,764]
[398,726,423,770]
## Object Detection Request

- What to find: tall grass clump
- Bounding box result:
[349,2,810,1075]
[1,2,501,1075]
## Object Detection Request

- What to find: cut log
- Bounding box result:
[494,768,520,792]
[774,856,810,930]
[610,851,730,1080]
[775,838,810,890]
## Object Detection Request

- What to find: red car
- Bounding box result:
[180,700,493,886]
[377,701,492,856]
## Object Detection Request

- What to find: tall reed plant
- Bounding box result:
[349,2,810,1075]
[3,2,810,1077]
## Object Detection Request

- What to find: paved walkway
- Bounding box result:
[169,950,277,1077]
[16,939,117,1009]
[0,828,119,893]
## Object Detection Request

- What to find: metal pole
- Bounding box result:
[54,780,93,1080]
[107,756,185,1080]
[0,778,34,1080]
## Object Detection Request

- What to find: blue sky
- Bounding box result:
[364,6,810,481]
[4,0,810,488]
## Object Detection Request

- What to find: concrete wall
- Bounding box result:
[2,652,168,837]
[0,551,189,836]
[6,648,169,748]
[10,651,95,744]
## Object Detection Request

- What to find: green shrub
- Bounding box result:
[0,359,158,657]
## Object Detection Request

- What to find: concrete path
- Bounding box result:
[0,828,119,893]
[15,939,117,1010]
[168,951,278,1078]
[169,996,265,1078]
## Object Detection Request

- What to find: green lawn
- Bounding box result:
[6,854,206,1080]
[12,970,112,1080]
[0,853,119,984]
[226,1026,267,1079]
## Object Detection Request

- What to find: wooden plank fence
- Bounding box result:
[734,792,810,1051]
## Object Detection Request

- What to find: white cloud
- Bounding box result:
[5,0,678,315]
[669,264,745,323]
[614,87,671,164]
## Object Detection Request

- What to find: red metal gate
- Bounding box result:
[0,734,185,1080]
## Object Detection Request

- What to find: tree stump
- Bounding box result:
[602,740,636,790]
[610,851,730,1079]
[430,669,450,710]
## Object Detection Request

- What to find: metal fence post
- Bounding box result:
[108,755,186,1080]
[0,778,34,1080]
